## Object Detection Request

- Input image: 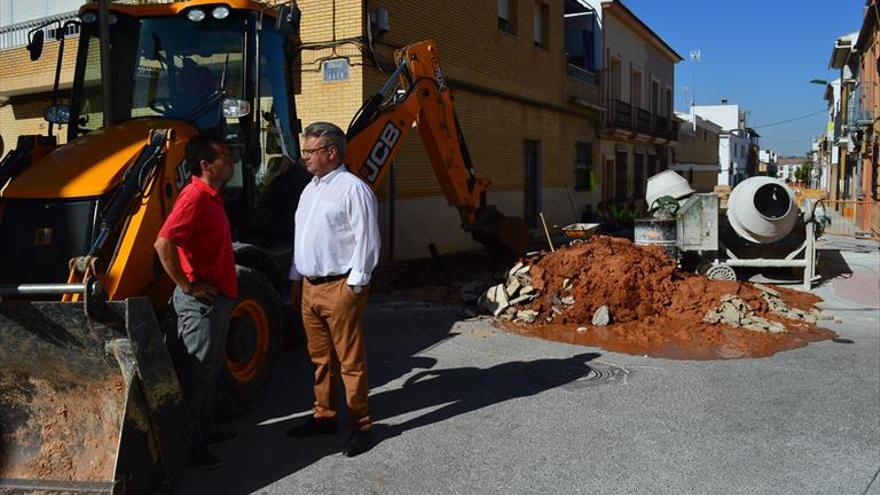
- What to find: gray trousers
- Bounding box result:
[172,286,235,448]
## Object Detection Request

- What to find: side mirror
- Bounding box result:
[27,30,45,61]
[43,105,71,124]
[222,99,251,119]
[275,5,301,35]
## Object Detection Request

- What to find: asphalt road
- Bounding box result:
[175,239,880,495]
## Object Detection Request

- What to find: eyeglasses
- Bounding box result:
[300,145,332,158]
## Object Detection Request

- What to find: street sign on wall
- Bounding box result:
[323,58,349,82]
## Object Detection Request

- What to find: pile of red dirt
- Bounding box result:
[497,236,836,360]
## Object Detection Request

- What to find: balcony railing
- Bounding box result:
[605,99,679,141]
[608,98,632,130]
[669,119,680,140]
[652,114,668,135]
[0,11,80,50]
[636,108,651,134]
[566,63,597,86]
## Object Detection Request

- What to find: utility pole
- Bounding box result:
[690,49,701,132]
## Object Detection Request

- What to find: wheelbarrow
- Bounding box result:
[561,223,600,245]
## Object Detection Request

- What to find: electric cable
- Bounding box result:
[753,109,827,129]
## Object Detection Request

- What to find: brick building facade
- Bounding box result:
[0,1,682,259]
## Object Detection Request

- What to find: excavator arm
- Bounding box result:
[344,40,529,259]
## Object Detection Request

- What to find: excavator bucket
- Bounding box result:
[0,297,189,494]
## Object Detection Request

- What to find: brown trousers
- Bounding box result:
[301,278,371,431]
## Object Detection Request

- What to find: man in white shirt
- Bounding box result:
[287,122,380,458]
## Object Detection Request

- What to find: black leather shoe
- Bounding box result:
[342,430,373,457]
[204,429,239,447]
[187,447,224,470]
[286,416,339,438]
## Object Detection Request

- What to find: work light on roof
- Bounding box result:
[186,8,206,22]
[212,6,230,20]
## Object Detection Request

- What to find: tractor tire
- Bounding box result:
[214,266,282,417]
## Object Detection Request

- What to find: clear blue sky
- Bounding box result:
[622,0,865,157]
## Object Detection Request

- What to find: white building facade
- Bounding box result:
[693,102,750,186]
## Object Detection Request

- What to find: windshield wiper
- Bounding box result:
[182,54,230,124]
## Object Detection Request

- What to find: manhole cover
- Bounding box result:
[538,363,629,390]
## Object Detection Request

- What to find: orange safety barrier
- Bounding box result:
[818,199,880,240]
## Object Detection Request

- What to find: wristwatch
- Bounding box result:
[351,285,363,294]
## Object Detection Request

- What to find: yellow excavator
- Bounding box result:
[0,1,528,492]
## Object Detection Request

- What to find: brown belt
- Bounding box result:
[305,272,349,285]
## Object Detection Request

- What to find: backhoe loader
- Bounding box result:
[0,1,528,492]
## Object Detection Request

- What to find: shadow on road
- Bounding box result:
[368,352,602,446]
[172,298,462,494]
[816,249,854,283]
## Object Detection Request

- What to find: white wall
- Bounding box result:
[759,149,777,164]
[718,136,732,186]
[693,104,741,131]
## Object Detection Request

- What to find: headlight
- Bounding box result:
[81,12,97,24]
[222,99,251,119]
[108,14,118,25]
[212,6,230,19]
[186,9,206,22]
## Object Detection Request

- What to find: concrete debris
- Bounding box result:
[703,294,786,333]
[576,326,588,333]
[508,262,524,278]
[592,305,611,326]
[500,307,517,321]
[480,262,544,316]
[752,283,781,298]
[551,306,564,316]
[479,283,511,316]
[561,296,575,306]
[505,278,522,298]
[509,293,538,305]
[756,286,826,324]
[514,310,539,323]
[562,278,572,292]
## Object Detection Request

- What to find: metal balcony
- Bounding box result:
[652,114,668,136]
[607,99,632,130]
[636,108,651,134]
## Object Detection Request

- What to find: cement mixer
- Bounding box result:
[639,172,824,290]
[726,176,799,244]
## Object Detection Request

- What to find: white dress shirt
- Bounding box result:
[289,164,380,286]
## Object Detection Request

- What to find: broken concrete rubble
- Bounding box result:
[703,294,786,333]
[515,310,538,323]
[478,283,510,316]
[592,306,611,326]
[753,283,827,324]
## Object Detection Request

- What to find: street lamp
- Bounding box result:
[809,79,829,85]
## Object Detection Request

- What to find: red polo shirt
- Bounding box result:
[157,177,238,298]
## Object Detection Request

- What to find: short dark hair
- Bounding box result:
[303,121,346,158]
[186,135,224,177]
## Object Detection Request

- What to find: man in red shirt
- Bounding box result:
[155,135,238,470]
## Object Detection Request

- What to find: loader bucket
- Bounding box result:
[0,297,189,494]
